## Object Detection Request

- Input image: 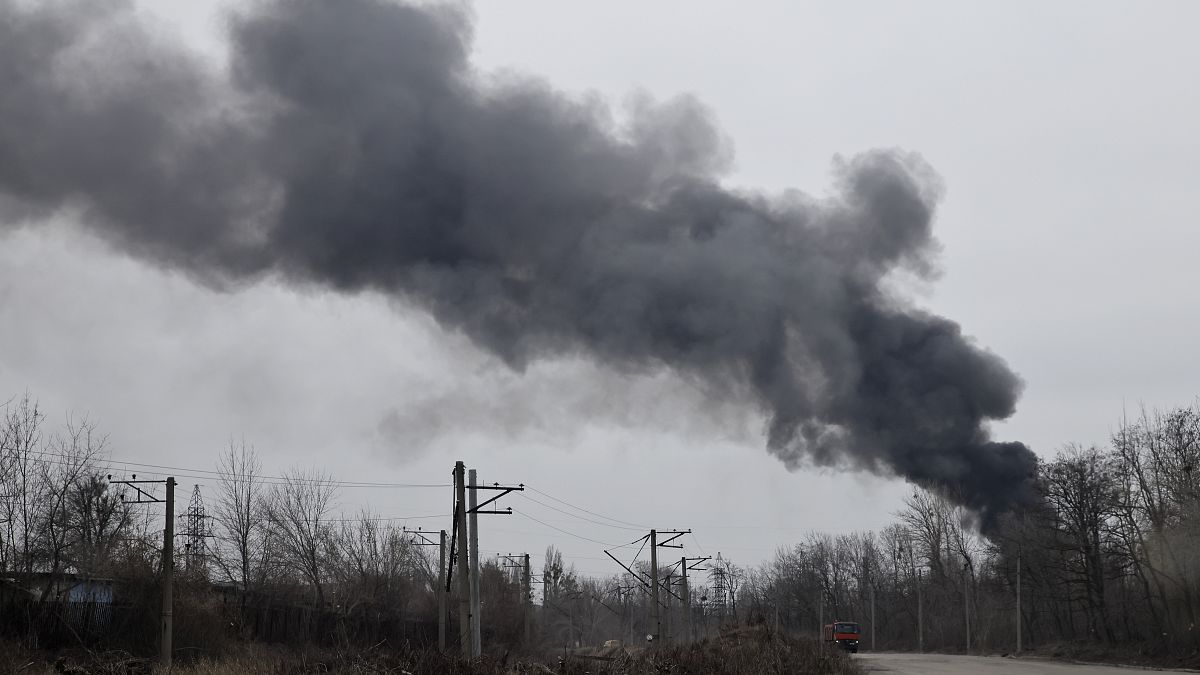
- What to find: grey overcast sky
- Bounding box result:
[1,0,1198,575]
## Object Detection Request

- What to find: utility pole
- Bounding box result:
[650,530,659,643]
[162,477,175,670]
[680,556,709,643]
[455,462,470,658]
[405,528,447,651]
[917,568,924,653]
[454,464,523,658]
[680,558,690,643]
[469,469,481,658]
[524,553,532,646]
[440,530,447,651]
[649,529,690,644]
[903,541,923,653]
[664,573,672,644]
[604,530,690,645]
[110,474,174,669]
[818,587,823,640]
[501,553,533,646]
[871,584,876,652]
[963,559,972,655]
[1016,548,1022,654]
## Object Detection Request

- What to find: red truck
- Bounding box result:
[823,621,861,653]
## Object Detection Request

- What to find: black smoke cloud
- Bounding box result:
[0,0,1037,525]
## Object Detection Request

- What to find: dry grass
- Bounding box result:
[3,624,863,674]
[558,624,861,675]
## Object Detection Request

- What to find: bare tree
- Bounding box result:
[267,467,338,605]
[1,393,45,574]
[68,472,133,577]
[333,511,422,617]
[36,415,105,596]
[212,441,270,600]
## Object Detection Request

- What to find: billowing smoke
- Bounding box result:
[0,0,1037,525]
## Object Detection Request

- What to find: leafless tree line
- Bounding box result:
[0,394,437,631]
[738,401,1200,656]
[6,389,1199,656]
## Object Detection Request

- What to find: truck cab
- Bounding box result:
[823,621,861,653]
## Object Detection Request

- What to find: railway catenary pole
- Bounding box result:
[455,462,471,657]
[439,530,447,651]
[161,477,175,669]
[469,469,481,657]
[650,530,660,643]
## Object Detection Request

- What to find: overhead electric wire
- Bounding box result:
[517,493,644,531]
[515,511,618,547]
[525,485,648,529]
[16,446,449,488]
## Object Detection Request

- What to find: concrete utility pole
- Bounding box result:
[871,584,876,652]
[162,477,175,669]
[818,587,823,640]
[664,573,672,644]
[650,530,660,643]
[110,474,175,669]
[680,558,691,643]
[440,530,447,651]
[524,553,532,645]
[1016,548,1022,654]
[501,553,533,646]
[404,527,447,651]
[455,466,522,657]
[964,561,972,654]
[469,469,482,658]
[678,556,708,643]
[606,529,689,646]
[455,462,471,658]
[917,569,924,653]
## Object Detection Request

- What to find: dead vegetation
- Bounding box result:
[3,624,861,675]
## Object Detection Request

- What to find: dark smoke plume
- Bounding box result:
[0,0,1037,525]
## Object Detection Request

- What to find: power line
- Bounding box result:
[525,486,648,529]
[16,447,449,488]
[517,493,645,531]
[516,509,619,547]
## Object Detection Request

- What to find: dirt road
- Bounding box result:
[857,652,1195,674]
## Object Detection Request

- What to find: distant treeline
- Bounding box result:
[738,401,1200,659]
[3,391,1199,661]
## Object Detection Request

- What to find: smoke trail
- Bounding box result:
[0,0,1037,525]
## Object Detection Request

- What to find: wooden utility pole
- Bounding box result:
[468,469,481,658]
[455,462,470,658]
[650,530,660,643]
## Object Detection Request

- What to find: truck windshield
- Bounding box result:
[834,623,859,633]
